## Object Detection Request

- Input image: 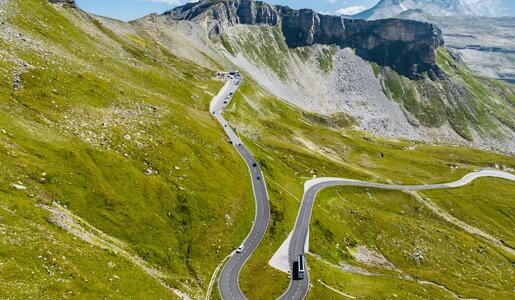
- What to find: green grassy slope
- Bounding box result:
[310,184,514,299]
[220,25,338,78]
[220,26,291,78]
[421,178,515,248]
[308,258,456,300]
[0,193,180,299]
[0,0,253,297]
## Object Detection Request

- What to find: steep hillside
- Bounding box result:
[309,180,514,299]
[160,0,514,153]
[164,0,445,79]
[217,26,513,152]
[374,49,515,145]
[0,0,254,298]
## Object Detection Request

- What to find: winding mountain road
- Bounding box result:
[213,77,271,300]
[211,75,515,300]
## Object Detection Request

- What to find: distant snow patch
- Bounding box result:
[336,6,366,15]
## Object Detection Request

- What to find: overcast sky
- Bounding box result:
[75,0,514,22]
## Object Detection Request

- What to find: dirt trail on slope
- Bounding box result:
[310,253,476,300]
[409,191,514,256]
[39,202,190,300]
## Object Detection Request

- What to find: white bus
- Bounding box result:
[297,254,305,280]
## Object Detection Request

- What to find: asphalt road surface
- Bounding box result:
[214,77,271,300]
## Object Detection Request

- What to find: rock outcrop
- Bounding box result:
[49,0,77,8]
[164,0,444,79]
[165,0,279,35]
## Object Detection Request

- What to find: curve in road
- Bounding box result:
[213,76,271,300]
[279,169,515,300]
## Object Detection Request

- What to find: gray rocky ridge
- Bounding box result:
[49,0,76,8]
[165,0,444,79]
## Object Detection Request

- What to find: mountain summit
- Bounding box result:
[353,0,474,20]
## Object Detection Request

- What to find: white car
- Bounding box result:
[236,245,244,253]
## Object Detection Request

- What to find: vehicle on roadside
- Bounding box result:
[236,245,244,253]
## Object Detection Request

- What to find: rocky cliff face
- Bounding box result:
[49,0,77,8]
[164,0,444,79]
[165,0,279,35]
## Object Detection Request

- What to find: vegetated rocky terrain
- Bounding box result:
[1,0,514,299]
[350,1,515,85]
[220,76,515,300]
[442,17,515,83]
[395,9,515,84]
[161,0,514,153]
[166,0,445,79]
